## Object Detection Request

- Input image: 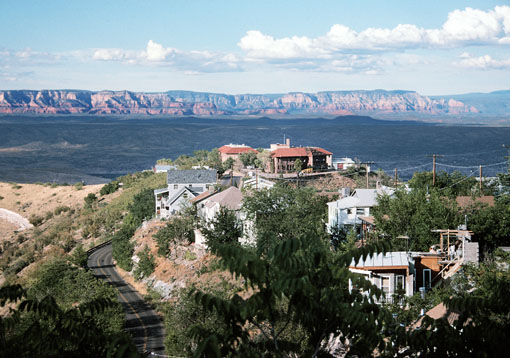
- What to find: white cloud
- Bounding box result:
[91,40,242,73]
[143,40,174,61]
[93,48,128,61]
[238,5,510,60]
[455,54,510,69]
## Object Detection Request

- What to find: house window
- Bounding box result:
[395,275,405,291]
[356,208,365,215]
[174,184,178,190]
[380,276,391,302]
[423,269,431,290]
[189,184,193,188]
[183,193,188,199]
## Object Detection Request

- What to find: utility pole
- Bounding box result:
[394,168,398,188]
[427,154,444,186]
[360,161,375,188]
[479,165,483,194]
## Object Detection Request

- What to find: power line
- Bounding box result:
[437,170,476,192]
[436,161,507,169]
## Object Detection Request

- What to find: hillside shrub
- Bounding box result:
[100,181,119,196]
[155,216,195,257]
[134,245,156,280]
[54,205,70,215]
[29,214,44,227]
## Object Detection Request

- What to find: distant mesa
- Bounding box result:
[0,89,481,116]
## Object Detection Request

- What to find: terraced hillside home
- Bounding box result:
[218,144,258,163]
[193,186,255,248]
[267,139,332,173]
[327,185,395,233]
[154,169,217,218]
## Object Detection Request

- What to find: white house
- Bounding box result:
[194,186,256,248]
[242,176,275,191]
[153,164,176,173]
[154,169,217,218]
[327,186,395,232]
[333,157,356,170]
[349,251,415,304]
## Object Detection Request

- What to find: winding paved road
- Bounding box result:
[88,243,166,355]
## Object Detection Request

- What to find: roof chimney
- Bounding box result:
[286,138,290,146]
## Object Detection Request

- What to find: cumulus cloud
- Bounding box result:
[239,5,510,60]
[455,53,510,69]
[92,40,241,72]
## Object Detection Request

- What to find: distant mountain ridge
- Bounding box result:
[0,89,480,116]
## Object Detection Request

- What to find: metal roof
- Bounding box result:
[350,251,410,268]
[166,169,217,185]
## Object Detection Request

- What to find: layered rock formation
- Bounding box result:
[0,89,479,116]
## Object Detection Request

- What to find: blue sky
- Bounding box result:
[1,0,510,95]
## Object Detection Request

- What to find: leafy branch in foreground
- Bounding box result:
[0,284,140,358]
[192,233,392,357]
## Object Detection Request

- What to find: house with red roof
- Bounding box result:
[218,144,258,162]
[267,139,332,173]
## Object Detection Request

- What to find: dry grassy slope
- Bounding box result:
[0,182,102,241]
[128,220,235,300]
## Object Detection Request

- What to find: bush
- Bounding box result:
[54,205,70,215]
[74,182,84,190]
[100,181,119,196]
[155,216,195,256]
[84,193,97,208]
[134,245,156,280]
[29,214,44,227]
[111,225,135,271]
[71,244,88,268]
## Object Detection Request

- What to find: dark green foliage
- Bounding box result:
[239,152,257,167]
[192,233,392,357]
[100,181,119,196]
[71,244,88,268]
[0,260,139,358]
[192,185,393,356]
[128,188,155,223]
[154,215,195,257]
[111,188,156,270]
[409,170,485,197]
[242,184,329,255]
[84,193,98,208]
[162,287,232,357]
[201,206,243,250]
[373,188,461,251]
[223,157,235,173]
[466,197,510,254]
[134,245,156,280]
[294,158,303,173]
[111,225,135,271]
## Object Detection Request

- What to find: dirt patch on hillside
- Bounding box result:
[0,182,102,240]
[302,172,357,193]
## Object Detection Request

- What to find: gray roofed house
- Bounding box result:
[166,169,217,185]
[327,185,396,232]
[154,169,218,218]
